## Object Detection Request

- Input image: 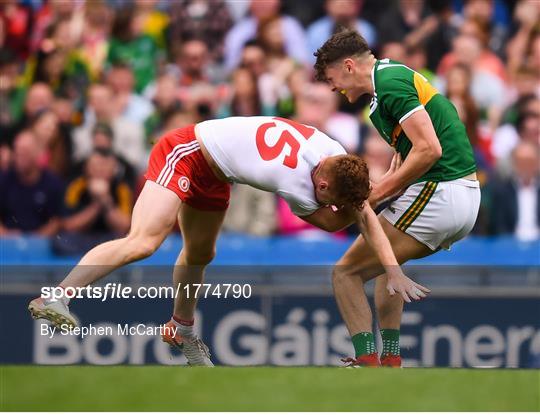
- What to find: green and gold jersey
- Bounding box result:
[368,58,476,183]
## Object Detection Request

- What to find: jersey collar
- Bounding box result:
[371,59,379,97]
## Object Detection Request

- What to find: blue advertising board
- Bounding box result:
[1,293,538,368]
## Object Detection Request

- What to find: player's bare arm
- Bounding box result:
[300,205,355,232]
[369,110,442,207]
[356,203,430,302]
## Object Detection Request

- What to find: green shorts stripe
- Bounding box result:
[395,182,437,231]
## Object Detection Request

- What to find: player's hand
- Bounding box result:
[386,270,430,303]
[367,184,379,209]
[88,178,109,198]
[381,152,402,182]
[369,153,404,208]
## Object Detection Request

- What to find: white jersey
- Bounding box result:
[196,116,346,216]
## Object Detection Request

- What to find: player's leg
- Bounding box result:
[162,203,226,366]
[29,181,181,327]
[372,180,480,366]
[374,274,403,329]
[373,218,434,366]
[333,215,432,366]
[374,273,403,365]
[174,203,226,319]
[61,180,181,286]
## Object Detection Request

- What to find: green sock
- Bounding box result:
[380,329,400,356]
[351,332,376,357]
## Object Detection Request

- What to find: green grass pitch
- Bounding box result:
[1,366,538,411]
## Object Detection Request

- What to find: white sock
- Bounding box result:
[171,317,194,338]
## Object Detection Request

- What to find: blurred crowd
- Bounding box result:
[0,0,539,252]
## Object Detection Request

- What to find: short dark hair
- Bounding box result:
[92,122,114,140]
[314,29,371,82]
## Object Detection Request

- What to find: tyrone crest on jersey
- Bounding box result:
[178,176,190,192]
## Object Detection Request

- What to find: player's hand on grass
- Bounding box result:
[386,270,430,303]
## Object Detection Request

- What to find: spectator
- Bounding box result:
[31,29,91,108]
[144,74,182,145]
[307,0,377,64]
[445,63,493,169]
[420,0,463,73]
[378,0,462,73]
[170,38,222,87]
[134,0,169,50]
[240,40,299,118]
[241,41,269,78]
[160,110,199,136]
[505,67,540,119]
[218,67,273,117]
[517,111,540,148]
[0,130,63,236]
[30,0,84,54]
[276,66,310,118]
[437,17,509,83]
[435,34,507,130]
[0,143,10,172]
[72,123,136,187]
[76,0,113,80]
[21,82,54,125]
[168,38,225,119]
[463,0,509,57]
[72,83,145,170]
[380,41,407,63]
[167,0,233,62]
[458,17,507,82]
[0,0,33,60]
[489,141,540,241]
[282,0,326,28]
[492,97,540,165]
[51,93,77,127]
[0,48,27,142]
[506,0,540,78]
[360,128,394,183]
[376,0,430,48]
[106,63,154,125]
[257,15,296,70]
[405,44,435,82]
[63,150,132,237]
[223,184,277,236]
[107,5,162,94]
[29,109,71,177]
[223,0,309,72]
[295,82,361,153]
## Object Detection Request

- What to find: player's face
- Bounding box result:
[314,181,345,209]
[324,60,362,103]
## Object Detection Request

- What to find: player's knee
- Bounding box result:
[124,235,160,261]
[332,263,362,287]
[183,247,216,266]
[331,265,349,287]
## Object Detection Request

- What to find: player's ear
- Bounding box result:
[344,58,354,73]
[318,180,328,191]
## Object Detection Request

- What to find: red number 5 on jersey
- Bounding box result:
[256,117,315,169]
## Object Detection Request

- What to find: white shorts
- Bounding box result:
[381,178,481,251]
